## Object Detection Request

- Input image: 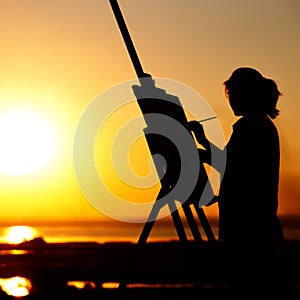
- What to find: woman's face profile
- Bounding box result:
[225,87,244,116]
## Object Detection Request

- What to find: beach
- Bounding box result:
[0,237,299,298]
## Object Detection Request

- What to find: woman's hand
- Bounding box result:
[187,120,209,149]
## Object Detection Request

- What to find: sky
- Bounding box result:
[0,0,299,227]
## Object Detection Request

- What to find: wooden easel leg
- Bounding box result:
[137,186,168,245]
[117,218,157,289]
[194,205,216,242]
[118,190,164,289]
[168,201,188,243]
[137,218,156,245]
[138,196,189,244]
[182,204,203,242]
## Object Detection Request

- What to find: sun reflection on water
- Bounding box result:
[0,276,32,297]
[5,226,37,244]
[67,281,96,289]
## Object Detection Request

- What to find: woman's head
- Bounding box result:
[224,67,282,119]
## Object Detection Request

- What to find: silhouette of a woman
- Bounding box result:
[189,67,285,243]
[189,67,285,288]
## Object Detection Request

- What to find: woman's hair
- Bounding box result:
[224,67,282,119]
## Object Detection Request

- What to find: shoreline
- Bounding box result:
[0,238,299,289]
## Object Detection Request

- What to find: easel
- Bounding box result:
[137,126,216,245]
[108,0,216,288]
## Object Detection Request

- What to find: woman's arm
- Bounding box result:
[187,120,210,149]
[187,121,224,169]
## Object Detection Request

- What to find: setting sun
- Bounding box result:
[5,226,37,244]
[0,108,57,175]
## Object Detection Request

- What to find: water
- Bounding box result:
[0,217,299,297]
[0,220,184,244]
[0,214,214,244]
[0,216,298,244]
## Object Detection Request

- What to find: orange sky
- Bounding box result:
[0,0,299,225]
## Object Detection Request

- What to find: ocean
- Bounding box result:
[0,216,299,297]
[0,219,212,244]
[0,215,299,244]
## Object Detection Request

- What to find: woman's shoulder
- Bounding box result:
[235,113,276,130]
[232,114,279,143]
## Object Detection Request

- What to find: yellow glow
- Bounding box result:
[0,108,57,175]
[0,0,298,223]
[67,281,96,289]
[95,101,160,205]
[5,226,37,244]
[102,282,119,289]
[0,276,32,297]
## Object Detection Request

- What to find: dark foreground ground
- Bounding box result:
[0,238,299,299]
[5,286,300,300]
